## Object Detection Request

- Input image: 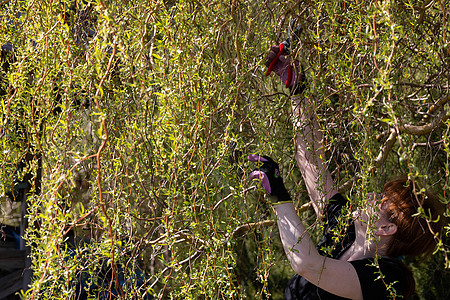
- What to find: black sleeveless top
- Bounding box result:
[285,193,409,300]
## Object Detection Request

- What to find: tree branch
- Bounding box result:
[374,96,449,167]
[229,202,312,238]
[400,110,448,135]
[212,186,257,212]
[374,129,398,168]
[418,0,436,24]
[427,95,450,117]
[412,140,444,150]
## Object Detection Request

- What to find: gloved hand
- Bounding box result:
[248,154,292,204]
[265,45,306,95]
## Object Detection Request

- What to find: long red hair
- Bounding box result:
[382,178,445,258]
[380,178,445,298]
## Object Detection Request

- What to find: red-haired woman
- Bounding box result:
[248,46,445,299]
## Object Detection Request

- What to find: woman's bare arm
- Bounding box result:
[292,96,338,217]
[274,202,363,300]
[264,45,336,215]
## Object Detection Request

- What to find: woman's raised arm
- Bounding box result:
[265,45,338,216]
[292,96,338,217]
[248,156,362,300]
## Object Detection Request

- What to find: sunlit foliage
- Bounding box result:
[0,0,448,299]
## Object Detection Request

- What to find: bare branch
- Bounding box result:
[338,175,360,194]
[230,219,276,238]
[428,95,450,116]
[412,140,445,150]
[212,186,257,212]
[374,96,450,167]
[401,110,448,135]
[229,202,312,238]
[418,0,436,24]
[374,129,398,168]
[397,83,449,89]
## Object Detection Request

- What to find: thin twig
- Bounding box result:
[212,186,257,212]
[412,140,445,150]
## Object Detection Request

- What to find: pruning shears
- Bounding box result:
[265,20,303,88]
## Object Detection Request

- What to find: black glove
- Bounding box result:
[248,155,292,204]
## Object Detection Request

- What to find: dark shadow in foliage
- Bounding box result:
[64,235,154,300]
[233,229,292,300]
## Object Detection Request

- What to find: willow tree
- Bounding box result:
[0,0,448,299]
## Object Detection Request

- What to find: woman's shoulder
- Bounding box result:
[349,256,411,300]
[350,256,408,279]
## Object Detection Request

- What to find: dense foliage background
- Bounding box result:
[0,0,449,299]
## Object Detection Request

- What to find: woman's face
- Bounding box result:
[352,193,391,236]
